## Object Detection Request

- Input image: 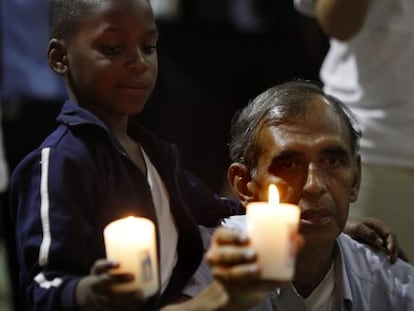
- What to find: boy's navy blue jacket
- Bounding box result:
[10,100,244,311]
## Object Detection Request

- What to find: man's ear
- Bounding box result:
[349,155,362,202]
[227,163,257,205]
[48,39,68,75]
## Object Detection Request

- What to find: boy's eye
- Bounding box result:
[102,44,124,55]
[143,44,157,55]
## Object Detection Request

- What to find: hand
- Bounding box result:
[160,281,229,311]
[344,216,409,264]
[205,227,303,311]
[75,259,144,311]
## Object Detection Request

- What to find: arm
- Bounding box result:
[314,0,371,41]
[178,168,245,227]
[161,226,274,311]
[344,216,409,263]
[10,148,92,310]
[160,281,228,311]
[205,227,303,311]
[10,146,147,310]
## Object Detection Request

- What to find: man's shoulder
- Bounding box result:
[337,234,414,305]
[338,233,414,273]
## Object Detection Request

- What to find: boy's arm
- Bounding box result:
[10,148,98,310]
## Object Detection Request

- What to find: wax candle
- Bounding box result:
[246,184,300,280]
[104,216,159,296]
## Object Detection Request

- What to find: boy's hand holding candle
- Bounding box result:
[103,216,158,295]
[75,216,159,310]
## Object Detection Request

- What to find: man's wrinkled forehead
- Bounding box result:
[263,97,353,146]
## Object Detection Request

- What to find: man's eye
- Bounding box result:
[280,161,298,170]
[322,157,342,168]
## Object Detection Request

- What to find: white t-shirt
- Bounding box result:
[294,0,414,168]
[142,149,178,293]
[304,263,335,311]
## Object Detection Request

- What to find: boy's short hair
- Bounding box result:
[49,0,152,41]
[49,0,99,41]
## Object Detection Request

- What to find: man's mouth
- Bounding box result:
[300,209,334,226]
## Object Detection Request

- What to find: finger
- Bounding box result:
[385,233,398,264]
[91,272,135,296]
[91,259,119,275]
[353,222,385,248]
[211,262,260,281]
[206,245,256,265]
[211,227,249,246]
[362,217,393,241]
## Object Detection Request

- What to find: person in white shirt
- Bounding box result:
[293,0,414,261]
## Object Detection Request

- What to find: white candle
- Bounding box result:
[246,184,300,280]
[104,216,159,296]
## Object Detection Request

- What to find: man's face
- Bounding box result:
[63,0,158,125]
[250,96,361,248]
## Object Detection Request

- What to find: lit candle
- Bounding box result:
[104,216,159,296]
[246,184,300,280]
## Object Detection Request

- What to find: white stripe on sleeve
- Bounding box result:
[38,147,51,268]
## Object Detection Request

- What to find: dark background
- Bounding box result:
[137,1,328,192]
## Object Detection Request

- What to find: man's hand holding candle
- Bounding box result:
[206,226,304,311]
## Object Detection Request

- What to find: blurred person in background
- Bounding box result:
[0,1,67,309]
[0,0,67,172]
[294,0,414,261]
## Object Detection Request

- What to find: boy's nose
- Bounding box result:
[128,48,148,71]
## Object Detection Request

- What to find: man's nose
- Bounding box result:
[303,163,326,195]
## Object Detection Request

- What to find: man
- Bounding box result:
[206,81,414,310]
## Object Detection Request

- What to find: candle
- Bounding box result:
[104,216,159,296]
[246,184,300,280]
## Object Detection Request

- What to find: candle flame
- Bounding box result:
[268,184,280,205]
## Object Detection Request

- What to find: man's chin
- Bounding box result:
[299,224,340,248]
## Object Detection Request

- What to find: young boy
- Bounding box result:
[9,0,245,310]
[8,1,406,310]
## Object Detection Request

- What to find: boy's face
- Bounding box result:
[59,0,158,124]
[248,97,361,249]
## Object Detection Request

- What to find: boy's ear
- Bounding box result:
[48,39,68,75]
[227,163,256,205]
